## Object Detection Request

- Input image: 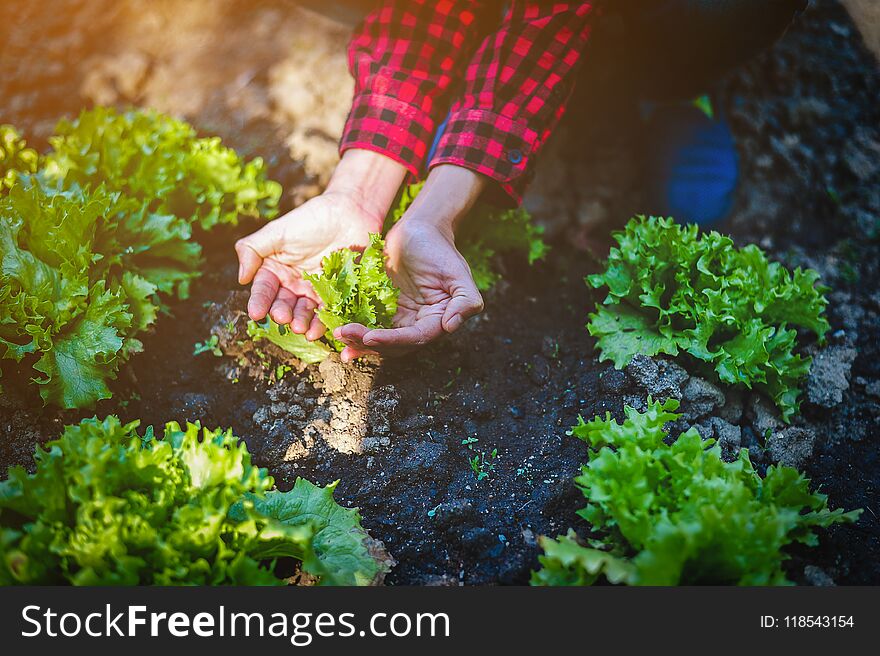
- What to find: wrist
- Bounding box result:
[399,164,486,235]
[325,149,408,231]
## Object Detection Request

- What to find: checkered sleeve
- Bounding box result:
[430,2,596,204]
[340,0,492,177]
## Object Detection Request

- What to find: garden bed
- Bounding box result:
[1,0,877,584]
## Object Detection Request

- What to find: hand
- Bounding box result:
[234,193,377,338]
[234,149,406,338]
[334,165,487,361]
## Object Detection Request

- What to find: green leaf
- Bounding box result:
[240,479,393,586]
[246,318,332,364]
[587,304,680,368]
[32,281,132,408]
[531,532,635,586]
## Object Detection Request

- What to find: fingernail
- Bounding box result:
[237,264,244,283]
[446,315,462,332]
[333,328,342,339]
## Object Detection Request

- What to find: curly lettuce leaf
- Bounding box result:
[532,399,861,586]
[236,479,393,586]
[587,216,830,420]
[31,281,133,408]
[93,198,203,299]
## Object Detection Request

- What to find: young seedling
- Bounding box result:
[461,437,498,481]
[193,334,222,357]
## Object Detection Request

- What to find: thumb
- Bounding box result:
[441,277,484,334]
[234,223,280,284]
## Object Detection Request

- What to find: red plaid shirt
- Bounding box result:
[340,0,596,204]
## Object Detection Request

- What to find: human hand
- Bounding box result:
[333,164,486,361]
[234,150,406,338]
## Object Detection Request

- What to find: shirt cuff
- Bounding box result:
[427,109,540,205]
[340,93,435,178]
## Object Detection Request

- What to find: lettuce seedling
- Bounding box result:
[304,233,399,343]
[531,399,860,586]
[0,125,38,192]
[244,233,399,364]
[387,182,548,290]
[587,216,829,420]
[0,416,391,585]
[42,107,281,230]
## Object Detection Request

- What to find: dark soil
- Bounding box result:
[1,0,878,584]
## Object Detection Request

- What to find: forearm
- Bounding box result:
[340,0,491,178]
[399,164,487,236]
[324,149,408,230]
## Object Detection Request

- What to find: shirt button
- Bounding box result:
[507,149,523,164]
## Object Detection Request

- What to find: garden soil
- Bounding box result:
[1,0,877,584]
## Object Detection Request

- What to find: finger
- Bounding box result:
[360,320,442,348]
[247,268,281,321]
[305,314,326,341]
[235,241,262,285]
[340,345,378,363]
[334,323,370,345]
[441,284,484,334]
[291,296,317,334]
[269,287,299,325]
[234,221,284,284]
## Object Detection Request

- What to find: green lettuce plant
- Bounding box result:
[587,216,830,420]
[304,233,399,345]
[246,233,399,362]
[531,398,860,586]
[42,107,281,230]
[0,110,281,407]
[0,416,391,586]
[0,183,189,407]
[387,182,547,290]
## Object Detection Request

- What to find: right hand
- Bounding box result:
[234,191,382,339]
